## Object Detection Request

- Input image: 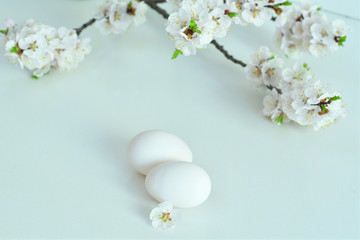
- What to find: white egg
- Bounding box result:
[127,130,192,175]
[145,162,211,208]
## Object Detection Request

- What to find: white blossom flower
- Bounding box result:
[280,62,314,92]
[210,1,235,38]
[55,27,91,71]
[166,0,216,56]
[275,5,298,27]
[226,0,247,26]
[332,19,350,37]
[245,46,283,87]
[150,201,177,230]
[261,57,283,87]
[94,0,148,35]
[310,18,333,42]
[275,1,350,58]
[241,0,272,26]
[279,91,296,123]
[2,19,91,78]
[229,0,290,26]
[263,88,288,124]
[308,17,338,57]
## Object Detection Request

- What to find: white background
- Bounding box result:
[0,0,359,239]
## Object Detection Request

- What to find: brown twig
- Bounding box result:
[75,18,96,36]
[312,98,332,115]
[210,40,247,68]
[266,85,282,94]
[143,0,169,19]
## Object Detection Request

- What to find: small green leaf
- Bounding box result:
[189,20,201,34]
[128,1,132,8]
[317,7,321,11]
[269,56,275,60]
[0,29,8,35]
[274,1,292,8]
[171,49,183,60]
[32,75,39,80]
[321,105,326,112]
[275,115,283,125]
[227,12,237,18]
[189,20,197,30]
[303,63,310,71]
[281,1,292,6]
[338,35,347,46]
[330,96,341,101]
[10,46,18,53]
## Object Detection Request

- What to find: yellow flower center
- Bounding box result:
[253,67,261,77]
[184,28,194,39]
[30,42,38,51]
[252,9,260,18]
[235,1,242,10]
[161,212,172,222]
[321,28,328,37]
[266,68,275,77]
[114,12,121,20]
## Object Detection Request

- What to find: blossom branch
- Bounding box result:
[75,18,96,36]
[143,1,248,68]
[144,1,279,96]
[210,40,247,68]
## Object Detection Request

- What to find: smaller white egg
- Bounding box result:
[127,130,192,175]
[145,162,211,208]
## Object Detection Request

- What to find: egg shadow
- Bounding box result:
[104,134,158,223]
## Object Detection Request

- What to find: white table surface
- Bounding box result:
[0,0,359,239]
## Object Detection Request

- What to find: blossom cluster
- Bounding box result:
[231,0,293,26]
[94,0,148,35]
[1,19,91,78]
[246,46,346,130]
[166,0,292,57]
[275,1,350,58]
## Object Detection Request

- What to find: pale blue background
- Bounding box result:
[0,0,359,239]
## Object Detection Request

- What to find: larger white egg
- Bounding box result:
[127,130,192,175]
[145,162,211,208]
